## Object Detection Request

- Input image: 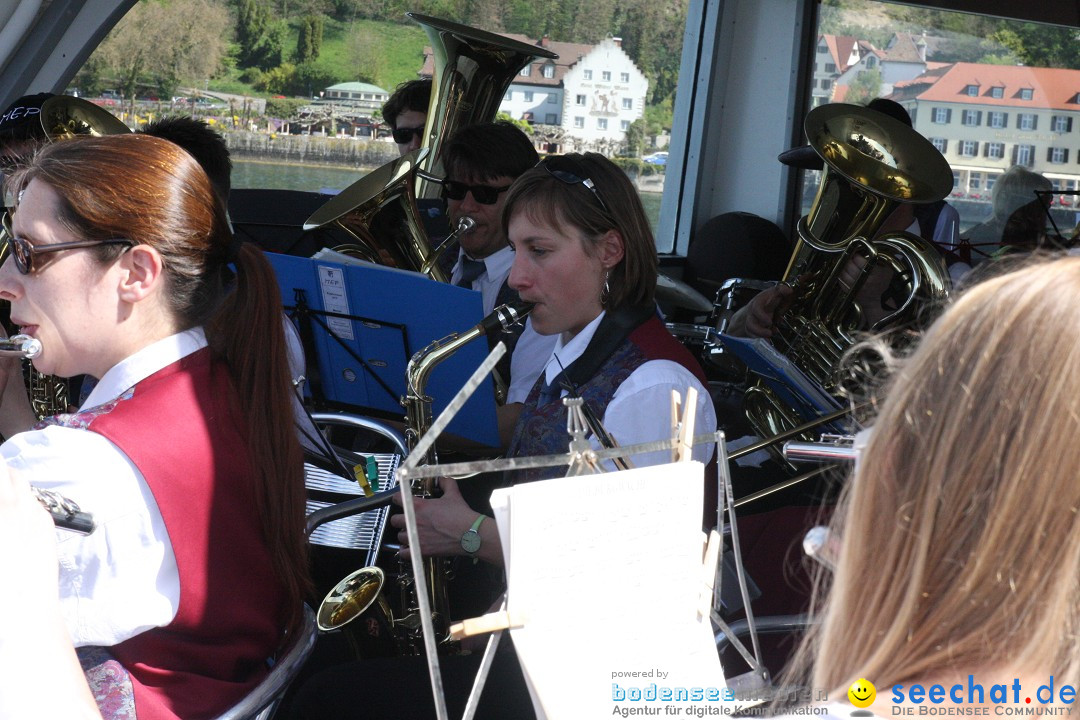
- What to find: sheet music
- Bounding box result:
[316,264,354,341]
[491,462,729,719]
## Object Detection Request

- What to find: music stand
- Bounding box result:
[391,342,755,719]
[265,250,500,448]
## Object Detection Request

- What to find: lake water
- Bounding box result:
[232,158,664,234]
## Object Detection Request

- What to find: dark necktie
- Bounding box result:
[456,258,486,288]
[538,375,566,406]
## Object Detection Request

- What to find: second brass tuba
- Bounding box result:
[302,14,557,280]
[744,103,954,441]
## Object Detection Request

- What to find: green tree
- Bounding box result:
[573,0,616,44]
[496,111,531,134]
[625,118,646,157]
[845,68,882,105]
[993,24,1080,69]
[247,20,289,71]
[252,62,295,94]
[295,14,325,64]
[310,15,324,59]
[296,18,315,63]
[236,0,270,67]
[93,0,229,99]
[290,61,346,97]
[265,96,306,118]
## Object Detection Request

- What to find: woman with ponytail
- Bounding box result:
[0,133,309,720]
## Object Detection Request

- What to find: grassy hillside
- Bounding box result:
[317,18,430,91]
[209,17,429,99]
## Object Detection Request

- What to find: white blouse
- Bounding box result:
[2,329,208,647]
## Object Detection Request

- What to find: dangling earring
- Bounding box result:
[600,270,611,306]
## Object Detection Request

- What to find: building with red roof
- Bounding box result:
[891,62,1080,204]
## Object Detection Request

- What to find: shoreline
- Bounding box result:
[229,152,667,194]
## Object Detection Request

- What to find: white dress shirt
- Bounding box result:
[507,317,559,405]
[538,312,717,468]
[2,329,208,647]
[451,245,556,403]
[450,245,515,315]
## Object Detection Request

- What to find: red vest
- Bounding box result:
[87,348,287,720]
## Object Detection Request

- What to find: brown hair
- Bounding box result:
[786,255,1080,696]
[12,134,309,629]
[381,78,431,130]
[501,152,657,309]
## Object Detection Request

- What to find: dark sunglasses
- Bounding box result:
[441,180,513,205]
[1,215,133,274]
[539,157,610,214]
[391,126,424,145]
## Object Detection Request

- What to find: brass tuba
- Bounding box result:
[302,14,557,278]
[0,95,129,420]
[744,103,954,441]
[302,148,448,279]
[317,300,533,655]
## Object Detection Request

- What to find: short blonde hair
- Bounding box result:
[792,255,1080,696]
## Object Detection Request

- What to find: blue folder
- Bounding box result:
[266,252,500,449]
[719,334,850,433]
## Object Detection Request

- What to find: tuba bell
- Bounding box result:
[743,103,954,442]
[302,14,557,279]
[302,148,449,279]
[407,13,558,200]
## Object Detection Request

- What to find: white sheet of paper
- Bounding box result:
[496,461,729,718]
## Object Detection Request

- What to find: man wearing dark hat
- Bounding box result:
[0,93,56,183]
[0,92,129,180]
[734,97,961,336]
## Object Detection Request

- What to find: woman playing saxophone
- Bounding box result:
[292,152,717,719]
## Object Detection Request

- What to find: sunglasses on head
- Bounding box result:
[392,126,424,144]
[1,213,133,274]
[539,156,610,214]
[441,180,513,205]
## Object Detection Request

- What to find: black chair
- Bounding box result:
[683,212,792,301]
[213,605,319,720]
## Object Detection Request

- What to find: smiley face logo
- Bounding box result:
[848,679,876,708]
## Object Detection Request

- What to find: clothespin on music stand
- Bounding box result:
[564,397,605,476]
[698,528,723,621]
[449,606,528,640]
[671,386,698,463]
[448,595,527,720]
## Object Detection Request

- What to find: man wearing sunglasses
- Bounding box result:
[441,122,557,439]
[381,79,431,156]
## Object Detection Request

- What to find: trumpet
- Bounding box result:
[0,334,42,359]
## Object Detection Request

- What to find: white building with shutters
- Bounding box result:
[422,35,648,153]
[891,62,1080,205]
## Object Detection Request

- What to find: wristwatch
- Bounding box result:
[460,515,486,556]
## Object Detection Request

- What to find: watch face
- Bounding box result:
[461,529,482,555]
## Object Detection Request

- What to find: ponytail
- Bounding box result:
[207,243,311,632]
